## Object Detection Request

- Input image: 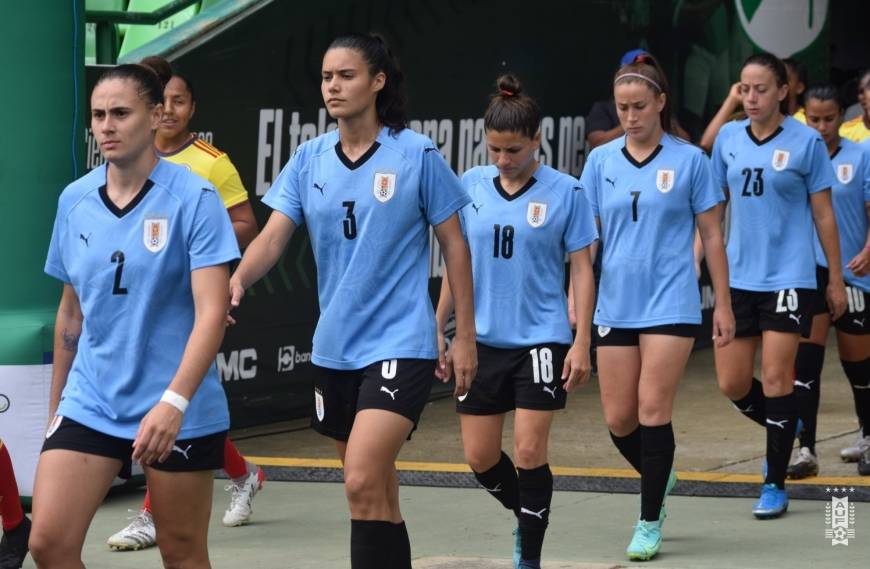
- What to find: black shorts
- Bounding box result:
[310,359,434,441]
[457,342,569,415]
[731,287,815,338]
[41,416,226,476]
[812,266,870,335]
[595,324,698,347]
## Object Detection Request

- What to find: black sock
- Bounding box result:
[391,521,412,569]
[765,393,797,489]
[731,377,767,427]
[794,343,825,453]
[473,451,519,515]
[517,464,553,561]
[350,519,392,569]
[640,423,675,522]
[610,428,643,474]
[843,357,870,437]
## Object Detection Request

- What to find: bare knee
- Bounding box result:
[344,468,385,509]
[157,534,208,569]
[638,400,673,427]
[464,445,502,473]
[603,406,638,436]
[29,527,80,567]
[513,440,546,469]
[717,374,750,400]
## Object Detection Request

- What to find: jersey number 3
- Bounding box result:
[342,201,357,240]
[741,168,764,197]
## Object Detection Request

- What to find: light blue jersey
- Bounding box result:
[44,160,239,439]
[460,164,597,348]
[814,139,870,292]
[712,116,835,291]
[264,127,470,369]
[580,134,723,327]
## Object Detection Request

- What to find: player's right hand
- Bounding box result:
[227,277,246,326]
[450,335,477,399]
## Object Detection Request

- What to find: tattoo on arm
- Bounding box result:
[61,328,80,352]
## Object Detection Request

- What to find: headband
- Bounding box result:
[614,72,662,93]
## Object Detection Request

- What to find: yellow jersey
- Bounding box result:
[158,137,249,209]
[792,107,806,124]
[839,116,870,143]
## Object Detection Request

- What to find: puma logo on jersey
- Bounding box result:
[380,386,399,400]
[172,444,192,460]
[788,314,802,325]
[542,385,557,398]
[471,203,483,214]
[482,483,502,493]
[728,152,736,160]
[423,147,439,153]
[520,507,547,519]
[853,318,866,328]
[794,379,815,390]
[765,418,789,430]
[79,233,91,247]
[605,177,617,188]
[313,182,326,195]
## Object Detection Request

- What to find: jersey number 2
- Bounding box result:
[111,250,128,295]
[741,168,764,197]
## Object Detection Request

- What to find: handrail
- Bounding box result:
[86,0,198,24]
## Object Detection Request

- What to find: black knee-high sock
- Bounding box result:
[610,428,643,474]
[794,343,825,453]
[640,423,675,522]
[765,393,797,489]
[843,357,870,437]
[473,451,519,515]
[517,464,553,561]
[391,521,412,569]
[350,520,392,569]
[731,377,767,427]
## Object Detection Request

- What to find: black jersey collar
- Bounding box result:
[830,145,843,160]
[100,178,155,218]
[493,175,537,202]
[335,140,381,170]
[745,124,784,146]
[621,144,663,169]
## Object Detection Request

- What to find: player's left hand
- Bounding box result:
[847,249,870,277]
[712,305,736,347]
[435,329,451,382]
[450,335,477,398]
[562,343,591,392]
[132,402,183,466]
[827,279,848,321]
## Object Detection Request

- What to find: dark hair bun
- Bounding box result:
[139,56,173,88]
[496,74,523,97]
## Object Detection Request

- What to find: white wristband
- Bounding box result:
[160,390,189,414]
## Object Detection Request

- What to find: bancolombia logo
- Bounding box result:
[735,0,828,58]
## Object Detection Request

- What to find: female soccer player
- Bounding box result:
[29,64,239,568]
[711,53,847,519]
[435,74,597,569]
[788,85,870,478]
[229,33,476,568]
[106,57,264,552]
[841,70,870,143]
[581,53,733,560]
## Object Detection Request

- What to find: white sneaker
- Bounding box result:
[840,435,870,462]
[107,509,156,551]
[222,468,265,527]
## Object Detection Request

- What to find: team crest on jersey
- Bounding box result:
[314,388,325,422]
[656,169,675,193]
[373,171,396,203]
[526,202,548,228]
[837,163,854,184]
[143,216,168,253]
[772,149,790,171]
